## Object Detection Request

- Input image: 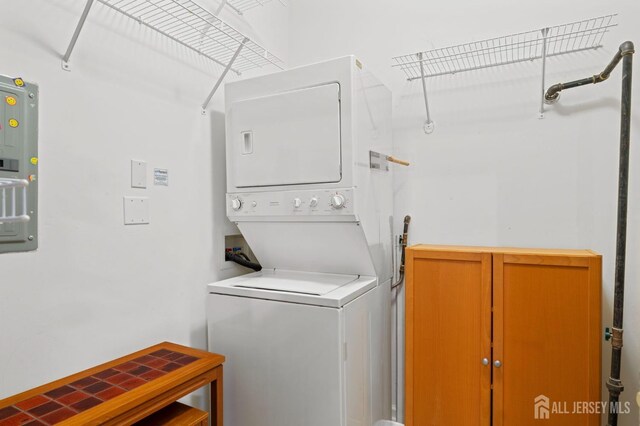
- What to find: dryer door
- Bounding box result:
[229,83,342,188]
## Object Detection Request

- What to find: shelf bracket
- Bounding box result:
[215,0,228,14]
[202,37,248,113]
[61,0,95,71]
[215,0,243,15]
[538,27,550,118]
[417,52,435,134]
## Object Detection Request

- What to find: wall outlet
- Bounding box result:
[123,196,149,225]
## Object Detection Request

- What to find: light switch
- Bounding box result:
[131,160,147,188]
[123,196,149,225]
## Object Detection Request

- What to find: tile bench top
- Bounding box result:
[0,342,224,426]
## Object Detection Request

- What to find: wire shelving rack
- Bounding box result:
[61,0,285,111]
[392,14,617,132]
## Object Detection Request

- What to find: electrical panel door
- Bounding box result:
[228,83,342,188]
[0,75,38,253]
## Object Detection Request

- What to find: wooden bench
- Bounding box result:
[0,342,224,425]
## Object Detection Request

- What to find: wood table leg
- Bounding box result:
[210,366,223,426]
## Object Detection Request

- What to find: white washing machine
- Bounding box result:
[208,56,394,426]
[208,270,390,426]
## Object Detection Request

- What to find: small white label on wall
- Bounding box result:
[154,168,169,186]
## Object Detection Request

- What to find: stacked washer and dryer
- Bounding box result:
[207,56,396,426]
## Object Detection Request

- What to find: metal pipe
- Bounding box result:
[607,40,633,426]
[392,215,411,423]
[544,42,632,103]
[391,215,411,289]
[544,41,634,426]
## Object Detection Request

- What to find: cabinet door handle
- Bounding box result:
[482,358,489,366]
[494,360,502,368]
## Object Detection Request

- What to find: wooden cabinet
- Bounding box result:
[406,245,601,426]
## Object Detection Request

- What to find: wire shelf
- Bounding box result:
[97,0,285,74]
[392,14,617,80]
[0,178,30,224]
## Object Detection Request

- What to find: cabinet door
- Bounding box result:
[492,253,601,426]
[406,249,492,426]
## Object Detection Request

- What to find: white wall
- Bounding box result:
[0,0,287,409]
[288,0,640,424]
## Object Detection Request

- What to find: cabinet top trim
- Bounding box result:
[409,244,600,257]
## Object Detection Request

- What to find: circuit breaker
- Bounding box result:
[0,75,38,253]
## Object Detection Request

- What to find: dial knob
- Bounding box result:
[293,198,302,208]
[230,197,243,211]
[309,197,319,208]
[330,194,346,209]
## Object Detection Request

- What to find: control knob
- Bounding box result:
[330,193,346,209]
[293,198,302,208]
[230,197,243,211]
[309,197,319,208]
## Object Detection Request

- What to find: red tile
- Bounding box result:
[22,421,46,426]
[113,362,138,373]
[0,407,19,421]
[44,386,75,400]
[83,382,111,395]
[140,369,165,381]
[128,366,151,376]
[93,369,119,380]
[57,391,89,406]
[105,373,133,385]
[145,358,169,369]
[119,377,146,390]
[149,349,172,357]
[41,408,76,424]
[70,397,101,412]
[0,411,34,426]
[95,386,126,401]
[28,401,62,417]
[162,352,183,361]
[174,355,198,365]
[70,377,99,389]
[14,395,49,411]
[161,362,181,373]
[132,355,154,364]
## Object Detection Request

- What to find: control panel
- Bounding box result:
[227,188,355,219]
[0,75,38,254]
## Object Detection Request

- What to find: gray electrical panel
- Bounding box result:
[0,75,38,253]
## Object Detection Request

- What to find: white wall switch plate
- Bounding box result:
[131,160,147,188]
[124,196,149,225]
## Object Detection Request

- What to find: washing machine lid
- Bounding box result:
[208,269,377,308]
